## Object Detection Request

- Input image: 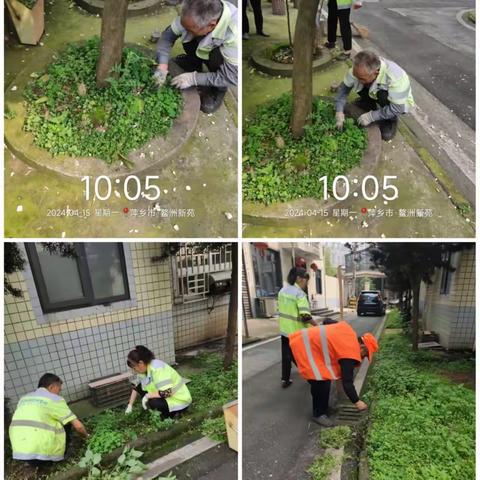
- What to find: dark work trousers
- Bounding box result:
[134,385,189,418]
[281,335,296,382]
[243,0,264,34]
[308,379,332,417]
[357,87,398,141]
[327,1,352,51]
[26,424,73,467]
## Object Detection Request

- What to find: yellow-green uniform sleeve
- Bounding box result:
[296,292,311,317]
[49,399,77,426]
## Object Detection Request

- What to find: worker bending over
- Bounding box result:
[125,345,192,418]
[9,374,88,468]
[289,321,378,427]
[155,0,238,113]
[335,50,414,140]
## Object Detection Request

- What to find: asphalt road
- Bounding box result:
[242,313,384,480]
[352,0,475,128]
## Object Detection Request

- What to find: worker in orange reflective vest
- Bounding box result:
[289,321,378,427]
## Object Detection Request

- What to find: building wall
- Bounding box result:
[325,275,340,309]
[173,295,229,350]
[4,243,176,404]
[422,249,475,350]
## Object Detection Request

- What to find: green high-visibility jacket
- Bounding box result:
[278,283,312,337]
[140,359,192,412]
[9,388,77,461]
[343,57,415,112]
[330,0,363,9]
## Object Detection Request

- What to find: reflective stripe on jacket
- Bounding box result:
[343,57,415,111]
[140,359,192,412]
[170,1,238,65]
[278,283,312,337]
[9,388,76,461]
[289,321,361,381]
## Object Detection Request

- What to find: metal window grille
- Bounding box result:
[172,244,232,303]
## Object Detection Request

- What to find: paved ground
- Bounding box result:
[242,312,383,480]
[354,0,475,128]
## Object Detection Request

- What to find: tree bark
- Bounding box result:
[224,243,238,370]
[272,0,286,15]
[409,274,421,352]
[291,0,320,138]
[96,0,129,88]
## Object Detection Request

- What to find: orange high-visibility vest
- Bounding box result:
[289,321,362,381]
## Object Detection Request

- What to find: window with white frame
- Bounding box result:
[172,244,232,303]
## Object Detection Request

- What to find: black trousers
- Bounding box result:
[281,335,296,382]
[327,1,352,51]
[357,87,398,141]
[308,379,331,417]
[243,0,264,34]
[134,384,171,417]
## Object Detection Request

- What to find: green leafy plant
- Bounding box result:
[23,38,182,163]
[364,333,474,480]
[243,94,367,204]
[384,308,403,328]
[148,411,175,431]
[201,416,227,442]
[306,453,337,480]
[18,0,37,8]
[318,425,351,449]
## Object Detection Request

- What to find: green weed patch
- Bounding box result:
[364,333,475,480]
[242,94,367,204]
[306,453,337,480]
[23,38,182,163]
[318,425,351,449]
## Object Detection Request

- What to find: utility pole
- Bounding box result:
[337,265,344,320]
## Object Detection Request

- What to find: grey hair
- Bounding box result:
[353,50,381,73]
[181,0,223,28]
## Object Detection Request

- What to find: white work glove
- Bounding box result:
[335,111,345,130]
[153,69,168,88]
[171,72,197,89]
[358,111,375,127]
[142,395,149,410]
[125,404,133,415]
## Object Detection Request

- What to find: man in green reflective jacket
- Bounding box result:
[9,373,89,472]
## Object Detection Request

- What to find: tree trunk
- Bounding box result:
[291,0,320,138]
[272,0,286,15]
[409,274,421,352]
[292,0,300,8]
[96,0,129,88]
[224,243,238,370]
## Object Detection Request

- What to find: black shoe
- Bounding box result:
[200,87,227,114]
[312,415,334,427]
[378,118,398,141]
[173,54,202,73]
[281,379,293,388]
[257,31,270,37]
[324,41,336,49]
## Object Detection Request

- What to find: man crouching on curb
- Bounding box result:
[154,0,238,114]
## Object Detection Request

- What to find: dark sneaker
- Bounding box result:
[173,54,202,73]
[324,41,336,49]
[257,31,270,37]
[312,415,334,427]
[281,379,293,388]
[378,118,398,141]
[200,87,227,114]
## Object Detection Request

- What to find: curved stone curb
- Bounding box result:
[49,406,223,480]
[242,98,382,226]
[250,43,337,78]
[74,0,165,18]
[5,48,200,180]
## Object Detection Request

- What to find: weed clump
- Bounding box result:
[24,38,182,163]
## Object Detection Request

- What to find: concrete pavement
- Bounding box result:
[242,312,384,480]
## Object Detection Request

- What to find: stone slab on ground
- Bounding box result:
[136,437,222,480]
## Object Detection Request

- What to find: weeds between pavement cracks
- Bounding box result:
[243,93,367,204]
[363,315,475,480]
[23,38,182,164]
[5,353,236,479]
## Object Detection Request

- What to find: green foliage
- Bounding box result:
[148,411,175,432]
[384,308,404,328]
[306,453,337,480]
[18,0,36,8]
[23,38,182,163]
[364,333,475,480]
[318,425,351,449]
[201,416,227,442]
[188,353,238,411]
[243,94,367,204]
